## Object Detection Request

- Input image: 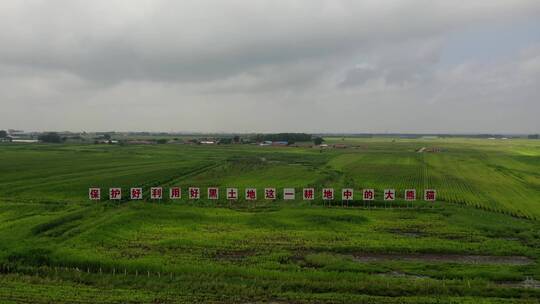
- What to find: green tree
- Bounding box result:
[38,132,63,143]
[218,138,232,144]
[0,130,7,138]
[313,137,324,145]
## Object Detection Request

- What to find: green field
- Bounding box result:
[0,138,539,303]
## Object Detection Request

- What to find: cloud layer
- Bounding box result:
[1,0,539,133]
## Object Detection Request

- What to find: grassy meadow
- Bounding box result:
[0,137,539,303]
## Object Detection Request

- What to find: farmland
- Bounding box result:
[0,137,539,303]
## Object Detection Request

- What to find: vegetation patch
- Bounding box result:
[30,212,85,236]
[7,248,53,267]
[212,249,257,262]
[0,139,539,302]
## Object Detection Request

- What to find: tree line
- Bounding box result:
[250,133,312,144]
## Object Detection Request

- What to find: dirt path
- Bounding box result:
[352,253,533,265]
[500,277,540,289]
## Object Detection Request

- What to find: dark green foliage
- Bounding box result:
[37,132,64,143]
[8,248,53,266]
[313,136,324,145]
[31,212,85,235]
[251,133,312,143]
[218,137,233,144]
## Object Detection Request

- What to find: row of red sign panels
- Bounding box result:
[89,187,436,201]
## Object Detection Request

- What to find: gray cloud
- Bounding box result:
[339,38,444,87]
[0,0,539,133]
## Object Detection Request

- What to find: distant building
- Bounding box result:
[272,141,288,146]
[95,140,119,144]
[12,139,39,143]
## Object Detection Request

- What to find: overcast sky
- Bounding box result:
[1,1,539,133]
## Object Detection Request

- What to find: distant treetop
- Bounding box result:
[250,133,312,144]
[38,132,64,143]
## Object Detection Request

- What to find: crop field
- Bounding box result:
[0,138,539,303]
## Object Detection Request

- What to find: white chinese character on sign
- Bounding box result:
[405,189,416,201]
[283,188,295,200]
[131,188,143,200]
[189,187,200,199]
[264,188,276,200]
[342,188,354,201]
[322,188,334,200]
[227,188,238,200]
[109,188,121,200]
[362,189,375,201]
[151,187,163,200]
[169,187,181,199]
[424,189,436,201]
[303,188,315,200]
[89,188,101,200]
[208,187,219,200]
[245,188,257,200]
[384,189,395,201]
